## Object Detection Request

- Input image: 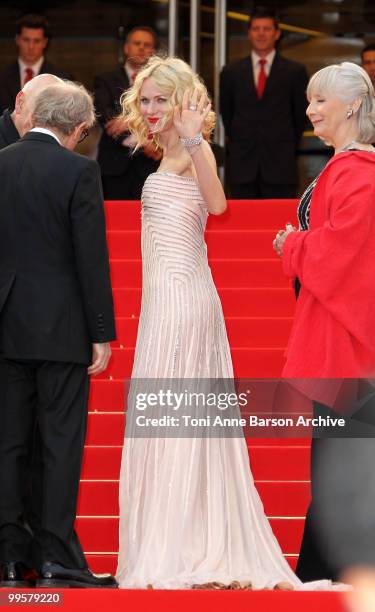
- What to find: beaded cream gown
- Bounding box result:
[116,172,329,590]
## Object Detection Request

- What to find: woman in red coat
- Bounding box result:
[275,62,375,377]
[274,62,375,582]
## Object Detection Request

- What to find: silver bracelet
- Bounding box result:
[180,133,203,148]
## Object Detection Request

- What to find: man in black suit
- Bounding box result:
[219,6,308,199]
[94,25,160,200]
[0,72,66,577]
[0,81,117,588]
[0,73,63,148]
[362,43,375,88]
[0,107,19,149]
[0,14,71,115]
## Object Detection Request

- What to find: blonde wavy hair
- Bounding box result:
[120,55,216,150]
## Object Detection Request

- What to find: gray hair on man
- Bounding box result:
[22,73,64,98]
[13,73,65,136]
[31,81,95,135]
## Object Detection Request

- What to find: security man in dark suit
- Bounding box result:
[0,14,71,115]
[220,6,308,199]
[0,107,19,149]
[0,81,117,589]
[94,25,161,200]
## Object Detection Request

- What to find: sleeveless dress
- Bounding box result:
[116,172,331,590]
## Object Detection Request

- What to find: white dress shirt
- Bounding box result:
[30,127,61,145]
[251,49,276,84]
[18,56,45,87]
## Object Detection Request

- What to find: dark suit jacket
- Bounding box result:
[0,109,19,148]
[220,53,308,185]
[94,67,158,186]
[0,131,116,364]
[0,60,72,114]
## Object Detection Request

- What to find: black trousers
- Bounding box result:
[296,392,375,581]
[296,437,337,581]
[0,358,89,570]
[230,176,296,199]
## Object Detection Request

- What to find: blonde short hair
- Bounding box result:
[120,55,216,150]
[307,62,375,144]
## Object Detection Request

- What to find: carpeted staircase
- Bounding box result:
[78,199,311,577]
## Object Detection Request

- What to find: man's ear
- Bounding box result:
[14,91,24,115]
[75,122,87,138]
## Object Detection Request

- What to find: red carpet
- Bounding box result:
[0,589,347,612]
[79,199,315,588]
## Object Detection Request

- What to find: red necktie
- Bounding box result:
[24,67,34,85]
[256,59,267,99]
[130,71,138,84]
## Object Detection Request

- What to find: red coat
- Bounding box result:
[282,151,375,378]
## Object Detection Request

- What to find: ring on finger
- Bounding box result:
[189,105,198,111]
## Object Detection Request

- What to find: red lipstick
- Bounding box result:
[148,118,159,123]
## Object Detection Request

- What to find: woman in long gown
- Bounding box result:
[116,56,332,590]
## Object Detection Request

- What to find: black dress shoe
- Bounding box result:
[36,562,118,589]
[0,562,35,588]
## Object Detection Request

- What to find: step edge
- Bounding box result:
[109,258,285,263]
[77,515,306,520]
[83,444,310,449]
[81,478,310,483]
[115,316,294,321]
[107,230,283,235]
